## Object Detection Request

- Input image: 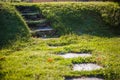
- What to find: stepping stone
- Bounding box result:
[65,77,104,80]
[73,63,103,71]
[59,53,92,58]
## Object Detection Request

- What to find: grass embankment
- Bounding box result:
[0,2,120,80]
[39,2,120,36]
[15,2,120,36]
[0,2,30,48]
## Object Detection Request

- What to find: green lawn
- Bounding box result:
[0,34,120,80]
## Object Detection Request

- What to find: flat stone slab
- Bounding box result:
[66,77,104,80]
[59,53,92,58]
[73,63,103,71]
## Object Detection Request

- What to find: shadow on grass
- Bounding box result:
[52,11,120,38]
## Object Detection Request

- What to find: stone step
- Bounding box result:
[33,28,53,32]
[40,38,59,40]
[21,10,38,13]
[30,27,54,33]
[22,14,44,21]
[16,6,38,13]
[26,19,47,24]
[22,12,40,16]
[73,63,103,71]
[31,28,57,38]
[59,53,92,58]
[65,77,104,80]
[28,23,50,29]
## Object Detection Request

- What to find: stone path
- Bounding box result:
[58,52,103,72]
[57,52,104,80]
[16,6,104,80]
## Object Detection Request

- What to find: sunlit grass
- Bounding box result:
[0,34,120,80]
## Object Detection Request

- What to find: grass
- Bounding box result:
[0,2,30,48]
[0,34,120,80]
[0,2,120,80]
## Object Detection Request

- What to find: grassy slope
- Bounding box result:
[14,2,120,36]
[0,2,30,48]
[38,2,120,36]
[0,2,120,80]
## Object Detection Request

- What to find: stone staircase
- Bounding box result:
[16,6,56,38]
